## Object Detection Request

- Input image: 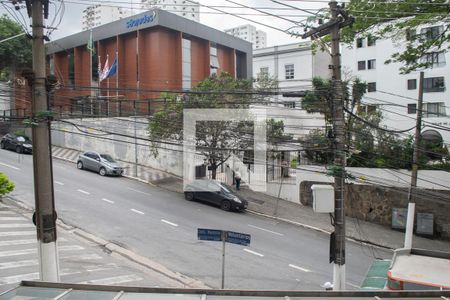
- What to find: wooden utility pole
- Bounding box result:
[302,1,353,291]
[30,0,60,281]
[404,71,424,249]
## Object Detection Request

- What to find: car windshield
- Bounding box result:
[16,136,29,142]
[100,154,116,162]
[218,183,232,193]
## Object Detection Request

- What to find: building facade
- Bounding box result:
[140,0,199,22]
[225,24,267,49]
[341,24,450,144]
[43,9,252,115]
[252,42,331,139]
[82,5,132,31]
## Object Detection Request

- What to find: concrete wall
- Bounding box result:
[51,118,185,177]
[300,181,450,239]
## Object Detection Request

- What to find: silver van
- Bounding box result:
[77,151,124,176]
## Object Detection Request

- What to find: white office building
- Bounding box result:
[82,5,132,30]
[341,23,450,145]
[140,0,199,22]
[225,24,267,49]
[253,42,331,139]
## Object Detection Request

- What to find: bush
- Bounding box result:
[0,173,15,198]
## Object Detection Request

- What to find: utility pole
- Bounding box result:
[302,1,353,291]
[30,0,60,281]
[404,71,424,249]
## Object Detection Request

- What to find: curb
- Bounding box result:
[247,209,393,251]
[2,196,210,289]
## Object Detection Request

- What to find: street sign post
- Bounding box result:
[197,228,251,289]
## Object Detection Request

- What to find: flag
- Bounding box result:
[105,58,117,79]
[99,56,109,82]
[87,30,95,55]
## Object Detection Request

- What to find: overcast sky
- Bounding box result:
[1,0,328,46]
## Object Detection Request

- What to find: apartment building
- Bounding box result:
[140,0,199,22]
[82,5,132,31]
[341,24,450,144]
[225,24,267,49]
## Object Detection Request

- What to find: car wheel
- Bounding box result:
[220,200,231,211]
[99,167,106,176]
[185,192,194,201]
[77,161,84,170]
[0,142,4,149]
[16,146,22,154]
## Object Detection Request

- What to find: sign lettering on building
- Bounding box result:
[126,12,156,29]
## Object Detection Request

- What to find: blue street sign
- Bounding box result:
[225,231,251,246]
[197,228,223,242]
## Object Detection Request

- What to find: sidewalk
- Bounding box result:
[154,177,450,252]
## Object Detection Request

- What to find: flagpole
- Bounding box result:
[98,54,101,117]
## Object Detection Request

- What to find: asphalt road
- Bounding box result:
[0,149,390,290]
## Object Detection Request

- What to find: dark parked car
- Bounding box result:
[77,151,124,176]
[0,134,33,154]
[184,180,247,211]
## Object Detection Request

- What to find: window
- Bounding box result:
[68,49,74,87]
[407,104,416,114]
[421,26,444,41]
[210,45,219,75]
[407,79,417,90]
[367,59,376,70]
[367,82,376,92]
[360,104,377,114]
[423,102,446,117]
[423,77,445,92]
[182,38,191,89]
[421,52,446,67]
[284,102,296,108]
[285,64,294,80]
[367,35,376,46]
[257,67,269,79]
[356,38,364,48]
[357,61,366,70]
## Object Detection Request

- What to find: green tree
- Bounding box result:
[0,173,15,199]
[148,72,285,179]
[0,15,32,79]
[340,0,449,73]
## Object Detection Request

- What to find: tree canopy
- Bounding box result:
[0,15,32,79]
[341,0,449,73]
[148,72,290,179]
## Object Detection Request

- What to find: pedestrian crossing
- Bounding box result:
[0,204,148,293]
[51,146,172,183]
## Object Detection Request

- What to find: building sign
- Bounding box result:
[126,12,156,29]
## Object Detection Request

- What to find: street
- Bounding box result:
[0,149,390,290]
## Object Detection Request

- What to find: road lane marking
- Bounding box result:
[347,282,360,288]
[77,189,90,195]
[0,245,83,257]
[0,224,34,228]
[0,217,26,221]
[0,239,36,246]
[243,248,264,257]
[79,274,143,285]
[288,264,311,273]
[161,219,178,227]
[131,209,144,215]
[0,231,35,237]
[248,224,284,236]
[55,181,64,185]
[102,198,114,204]
[0,211,15,215]
[0,272,39,285]
[0,162,20,170]
[127,187,153,196]
[61,254,102,260]
[0,259,38,270]
[84,263,118,272]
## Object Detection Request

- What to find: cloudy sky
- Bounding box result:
[1,0,328,46]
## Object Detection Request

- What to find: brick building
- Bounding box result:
[42,9,252,115]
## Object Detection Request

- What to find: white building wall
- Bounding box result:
[82,5,132,30]
[252,42,330,139]
[140,0,199,22]
[341,24,450,144]
[225,24,267,49]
